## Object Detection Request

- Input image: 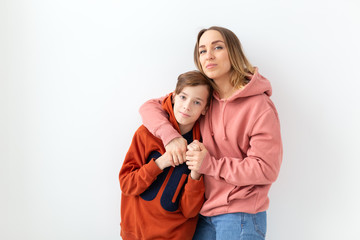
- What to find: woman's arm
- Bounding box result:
[190,109,283,187]
[139,96,180,146]
[139,97,187,164]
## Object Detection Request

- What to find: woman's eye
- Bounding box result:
[199,50,206,54]
[215,46,223,50]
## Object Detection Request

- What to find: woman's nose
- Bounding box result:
[206,50,214,60]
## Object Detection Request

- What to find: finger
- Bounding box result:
[190,145,200,151]
[173,154,180,166]
[175,151,181,164]
[185,154,194,161]
[169,158,175,168]
[186,161,194,170]
[187,144,195,150]
[177,145,186,164]
[197,142,205,151]
[186,151,200,158]
[177,151,184,164]
[191,143,201,151]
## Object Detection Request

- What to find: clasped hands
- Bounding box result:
[154,137,207,180]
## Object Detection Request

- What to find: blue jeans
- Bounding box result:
[193,212,267,240]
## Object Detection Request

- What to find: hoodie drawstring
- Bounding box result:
[222,101,228,140]
[209,98,229,141]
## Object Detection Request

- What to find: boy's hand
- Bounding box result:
[165,137,187,166]
[155,152,175,170]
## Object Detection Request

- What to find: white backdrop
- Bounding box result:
[1,0,360,239]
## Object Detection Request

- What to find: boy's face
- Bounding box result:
[173,85,209,134]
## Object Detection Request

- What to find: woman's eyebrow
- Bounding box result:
[199,40,224,48]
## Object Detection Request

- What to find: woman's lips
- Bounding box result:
[206,64,217,69]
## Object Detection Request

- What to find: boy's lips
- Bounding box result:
[180,112,190,117]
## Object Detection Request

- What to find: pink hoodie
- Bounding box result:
[139,68,283,215]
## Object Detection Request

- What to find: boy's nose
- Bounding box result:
[183,101,191,111]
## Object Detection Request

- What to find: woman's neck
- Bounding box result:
[214,80,236,99]
[214,77,247,99]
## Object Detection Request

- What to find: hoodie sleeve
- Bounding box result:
[119,127,163,196]
[179,175,205,218]
[139,96,182,147]
[199,108,283,186]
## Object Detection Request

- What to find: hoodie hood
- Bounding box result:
[208,68,273,140]
[213,68,272,101]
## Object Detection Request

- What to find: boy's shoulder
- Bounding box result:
[133,125,163,144]
[135,124,153,136]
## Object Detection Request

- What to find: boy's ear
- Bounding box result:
[171,92,176,104]
[201,106,208,115]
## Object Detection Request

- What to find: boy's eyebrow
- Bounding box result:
[194,97,204,102]
[199,40,224,48]
[180,91,205,102]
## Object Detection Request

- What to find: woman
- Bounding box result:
[139,26,283,240]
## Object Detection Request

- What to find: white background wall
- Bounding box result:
[1,0,359,239]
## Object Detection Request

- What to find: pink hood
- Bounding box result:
[208,68,273,140]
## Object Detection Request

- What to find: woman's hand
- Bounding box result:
[186,140,208,173]
[165,137,187,166]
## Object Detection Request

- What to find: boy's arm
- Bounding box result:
[179,175,205,218]
[119,128,163,196]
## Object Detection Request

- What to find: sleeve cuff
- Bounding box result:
[185,175,205,192]
[145,159,163,176]
[199,151,212,175]
[157,125,182,147]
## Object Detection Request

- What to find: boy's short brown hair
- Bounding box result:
[175,70,214,107]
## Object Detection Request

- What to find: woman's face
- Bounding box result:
[198,30,232,83]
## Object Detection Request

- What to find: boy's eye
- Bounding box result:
[194,101,201,105]
[179,95,186,100]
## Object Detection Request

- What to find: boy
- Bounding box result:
[119,70,213,240]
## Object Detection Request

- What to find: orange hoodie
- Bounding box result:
[119,93,205,240]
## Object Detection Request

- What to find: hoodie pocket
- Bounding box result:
[228,185,257,202]
[204,177,236,206]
